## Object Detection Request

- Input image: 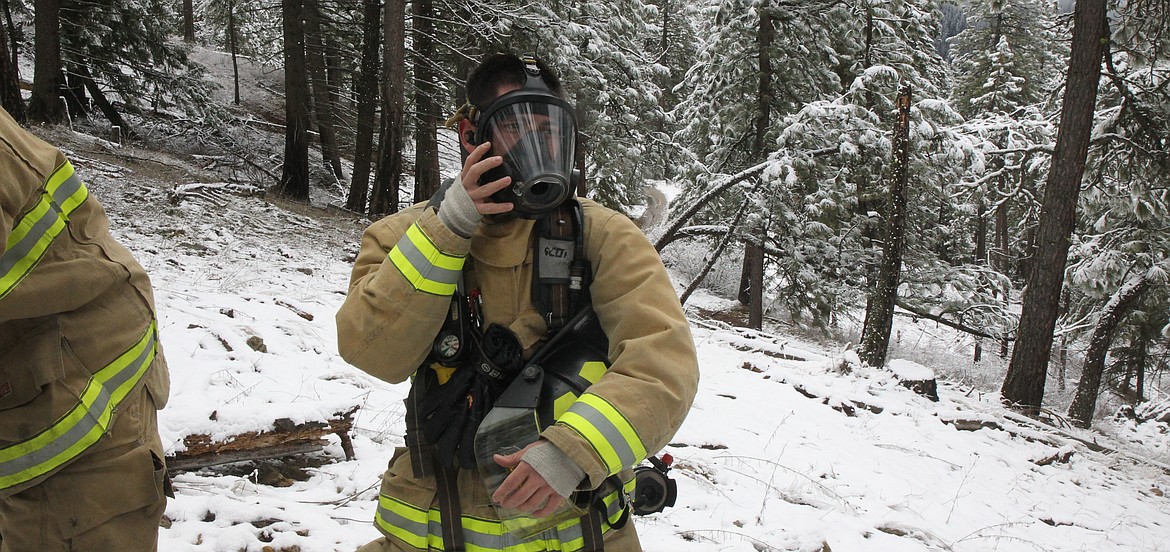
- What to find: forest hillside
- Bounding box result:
[13,43,1170,551]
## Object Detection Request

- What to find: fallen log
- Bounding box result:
[166,406,358,472]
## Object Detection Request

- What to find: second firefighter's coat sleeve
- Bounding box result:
[540,201,700,489]
[335,204,471,384]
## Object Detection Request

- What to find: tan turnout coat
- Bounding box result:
[337,198,699,550]
[0,107,169,549]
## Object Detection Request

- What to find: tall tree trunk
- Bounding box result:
[742,234,765,328]
[304,0,344,181]
[1068,274,1149,428]
[974,198,987,362]
[681,185,763,306]
[76,63,132,137]
[1002,0,1107,411]
[346,0,381,213]
[993,175,1011,275]
[858,87,912,368]
[278,0,311,199]
[228,0,240,105]
[325,37,344,127]
[370,0,405,217]
[750,6,773,158]
[0,13,22,122]
[28,0,66,124]
[412,0,440,201]
[3,0,18,74]
[183,0,195,42]
[1136,354,1146,403]
[63,63,88,120]
[736,3,774,329]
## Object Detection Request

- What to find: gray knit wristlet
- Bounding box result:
[437,177,482,238]
[522,441,587,498]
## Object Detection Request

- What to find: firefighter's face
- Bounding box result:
[480,84,561,162]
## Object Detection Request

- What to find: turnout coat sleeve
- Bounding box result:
[336,203,470,384]
[541,199,699,489]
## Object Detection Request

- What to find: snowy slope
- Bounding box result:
[48,129,1170,552]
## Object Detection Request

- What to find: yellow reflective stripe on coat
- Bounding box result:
[388,223,465,296]
[551,361,608,421]
[0,320,157,489]
[0,161,88,300]
[557,394,647,476]
[375,485,627,551]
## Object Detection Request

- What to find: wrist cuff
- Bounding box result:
[437,177,481,238]
[522,441,586,498]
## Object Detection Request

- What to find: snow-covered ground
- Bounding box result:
[33,40,1170,547]
[40,124,1170,552]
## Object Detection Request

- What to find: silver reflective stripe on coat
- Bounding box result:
[0,161,88,300]
[0,321,157,489]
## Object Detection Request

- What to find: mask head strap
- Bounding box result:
[469,56,575,145]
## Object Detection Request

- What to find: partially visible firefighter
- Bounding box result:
[336,53,699,551]
[0,106,171,551]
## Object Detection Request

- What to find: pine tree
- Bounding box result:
[951,0,1060,118]
[304,0,344,181]
[667,0,968,330]
[412,0,441,200]
[0,10,22,121]
[949,0,1062,281]
[53,0,221,123]
[346,0,381,214]
[28,0,66,124]
[1003,0,1109,412]
[277,0,310,200]
[370,0,405,217]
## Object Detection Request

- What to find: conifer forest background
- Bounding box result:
[3,0,1170,429]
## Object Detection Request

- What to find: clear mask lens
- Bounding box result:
[483,101,576,216]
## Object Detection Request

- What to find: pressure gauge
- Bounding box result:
[434,332,462,361]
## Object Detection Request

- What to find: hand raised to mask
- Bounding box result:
[461,142,514,216]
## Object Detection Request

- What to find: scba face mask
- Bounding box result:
[471,60,579,218]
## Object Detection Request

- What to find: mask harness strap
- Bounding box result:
[534,199,590,333]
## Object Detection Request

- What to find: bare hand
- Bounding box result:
[461,142,514,216]
[492,443,565,518]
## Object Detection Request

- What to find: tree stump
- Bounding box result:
[886,359,939,401]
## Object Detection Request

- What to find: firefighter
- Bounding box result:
[337,53,699,551]
[0,106,170,551]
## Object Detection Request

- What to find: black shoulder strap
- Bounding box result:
[533,200,590,333]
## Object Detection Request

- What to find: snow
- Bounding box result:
[60,158,1170,552]
[887,359,937,382]
[29,48,1170,549]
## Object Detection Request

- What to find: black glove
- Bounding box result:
[418,367,476,467]
[480,324,523,376]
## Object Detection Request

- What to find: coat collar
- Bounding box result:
[470,216,535,267]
